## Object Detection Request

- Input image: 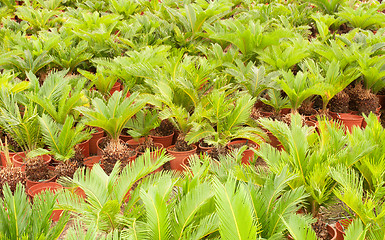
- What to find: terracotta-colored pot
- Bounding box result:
[109,81,121,95]
[89,127,104,155]
[280,108,291,115]
[337,113,363,133]
[13,152,52,171]
[377,95,385,109]
[126,137,145,149]
[119,131,133,142]
[267,131,282,150]
[96,137,107,156]
[198,143,214,153]
[77,139,90,158]
[28,182,63,222]
[83,155,102,169]
[126,90,131,98]
[167,145,197,171]
[1,151,19,167]
[260,111,273,118]
[26,174,57,190]
[227,140,259,164]
[150,131,174,148]
[335,219,353,240]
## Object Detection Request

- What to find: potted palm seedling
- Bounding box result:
[187,90,265,164]
[0,138,25,194]
[125,108,162,155]
[0,92,54,189]
[37,114,92,178]
[76,91,146,174]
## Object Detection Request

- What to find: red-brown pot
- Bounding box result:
[227,140,259,164]
[337,113,363,133]
[110,81,121,95]
[26,174,57,190]
[267,131,282,150]
[77,139,90,158]
[126,137,145,149]
[167,145,197,171]
[335,219,353,240]
[377,95,385,109]
[13,152,52,171]
[96,137,107,156]
[28,182,63,221]
[198,143,214,153]
[83,155,102,169]
[89,127,104,155]
[1,151,19,167]
[150,131,174,148]
[119,131,133,142]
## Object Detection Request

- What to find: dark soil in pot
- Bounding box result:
[298,100,316,116]
[312,218,334,240]
[25,157,55,182]
[228,141,257,150]
[207,147,228,161]
[102,139,136,174]
[0,166,26,194]
[170,135,194,152]
[328,90,350,113]
[347,83,379,115]
[151,119,174,137]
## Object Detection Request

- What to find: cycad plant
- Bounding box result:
[38,114,91,178]
[186,90,265,157]
[57,150,171,234]
[78,66,118,99]
[76,91,146,174]
[0,183,69,239]
[125,107,160,151]
[277,70,320,114]
[26,70,89,124]
[225,61,279,99]
[256,114,370,217]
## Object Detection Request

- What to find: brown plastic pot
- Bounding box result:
[77,139,90,158]
[377,94,385,109]
[119,131,133,142]
[83,155,102,169]
[150,131,174,148]
[198,143,214,153]
[13,152,52,171]
[96,137,107,156]
[227,140,259,164]
[1,151,19,167]
[28,182,63,222]
[167,145,197,171]
[110,81,121,95]
[267,131,282,150]
[26,174,57,190]
[126,137,145,149]
[89,127,104,155]
[337,113,363,133]
[335,219,353,240]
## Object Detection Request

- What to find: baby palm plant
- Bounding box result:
[76,91,146,174]
[38,114,91,178]
[186,90,265,158]
[78,66,118,99]
[125,108,160,152]
[26,70,88,124]
[256,114,370,217]
[0,183,69,239]
[307,60,360,115]
[277,70,320,114]
[57,150,171,234]
[260,89,291,118]
[225,61,279,99]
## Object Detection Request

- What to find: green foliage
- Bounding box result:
[337,3,385,30]
[0,183,69,239]
[186,90,265,148]
[306,0,345,14]
[57,149,172,234]
[76,91,146,141]
[27,70,89,124]
[78,67,118,98]
[125,108,160,139]
[38,114,91,161]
